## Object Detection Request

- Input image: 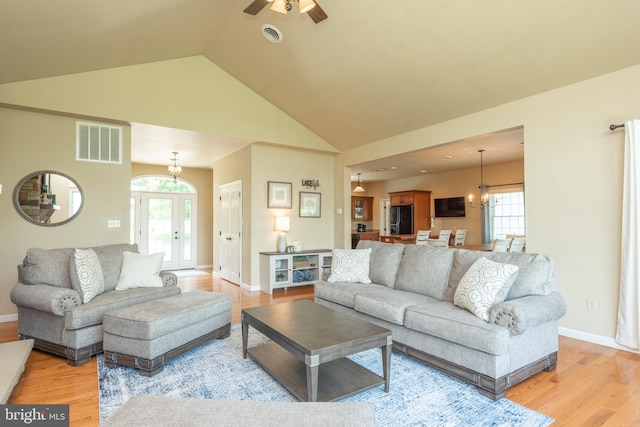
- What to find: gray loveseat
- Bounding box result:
[10,243,179,365]
[314,240,566,400]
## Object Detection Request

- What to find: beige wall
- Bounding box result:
[336,64,640,347]
[250,144,334,287]
[0,107,131,319]
[356,161,524,245]
[213,144,335,289]
[132,163,214,268]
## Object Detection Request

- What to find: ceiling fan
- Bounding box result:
[243,0,328,24]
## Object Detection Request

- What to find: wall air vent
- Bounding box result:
[76,122,122,164]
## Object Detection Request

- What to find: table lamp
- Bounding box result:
[275,216,290,252]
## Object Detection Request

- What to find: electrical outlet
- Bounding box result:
[107,220,121,228]
[587,298,598,311]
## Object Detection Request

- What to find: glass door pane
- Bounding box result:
[148,197,174,263]
[183,199,192,262]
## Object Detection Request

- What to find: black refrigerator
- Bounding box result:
[389,205,413,235]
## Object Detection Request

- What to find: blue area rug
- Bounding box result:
[98,325,553,426]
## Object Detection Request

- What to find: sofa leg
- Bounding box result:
[477,387,506,401]
[543,352,558,372]
[67,356,92,366]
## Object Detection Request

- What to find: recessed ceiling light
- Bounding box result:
[420,170,427,173]
[442,155,452,160]
[390,166,397,170]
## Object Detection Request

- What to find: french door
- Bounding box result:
[133,192,197,270]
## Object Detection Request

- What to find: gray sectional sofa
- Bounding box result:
[314,240,566,400]
[10,243,179,365]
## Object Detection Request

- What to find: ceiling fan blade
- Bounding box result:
[306,2,328,23]
[243,0,270,15]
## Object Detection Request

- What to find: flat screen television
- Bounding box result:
[434,196,466,218]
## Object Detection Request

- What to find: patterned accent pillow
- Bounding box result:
[115,251,165,290]
[454,257,519,321]
[327,248,372,284]
[74,248,105,303]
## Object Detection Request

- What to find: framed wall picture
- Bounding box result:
[267,181,292,208]
[299,192,321,218]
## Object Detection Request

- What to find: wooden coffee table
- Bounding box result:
[242,300,392,402]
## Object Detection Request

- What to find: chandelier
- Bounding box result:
[468,149,498,209]
[168,152,182,182]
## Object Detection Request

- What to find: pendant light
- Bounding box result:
[468,149,498,209]
[353,173,365,193]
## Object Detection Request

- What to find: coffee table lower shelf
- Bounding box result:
[248,343,385,402]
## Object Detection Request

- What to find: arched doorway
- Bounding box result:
[131,176,197,270]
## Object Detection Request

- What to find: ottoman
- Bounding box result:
[103,291,231,376]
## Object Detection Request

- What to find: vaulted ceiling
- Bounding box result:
[2,0,639,176]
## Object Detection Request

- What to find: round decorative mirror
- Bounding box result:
[13,170,84,227]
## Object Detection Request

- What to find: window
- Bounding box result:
[490,191,525,239]
[131,177,195,193]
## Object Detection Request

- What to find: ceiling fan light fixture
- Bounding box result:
[270,0,289,14]
[298,0,316,13]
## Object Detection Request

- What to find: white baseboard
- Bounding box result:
[242,283,260,292]
[211,271,259,292]
[559,327,639,354]
[196,264,213,270]
[0,313,18,323]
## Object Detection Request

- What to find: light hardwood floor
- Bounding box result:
[1,271,639,426]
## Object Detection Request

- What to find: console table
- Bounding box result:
[259,249,332,294]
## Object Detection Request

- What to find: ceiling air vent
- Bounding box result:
[261,24,283,43]
[76,121,122,164]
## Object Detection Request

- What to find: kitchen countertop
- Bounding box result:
[378,234,415,240]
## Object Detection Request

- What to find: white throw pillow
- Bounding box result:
[74,248,105,303]
[327,248,372,284]
[454,257,519,322]
[115,251,165,290]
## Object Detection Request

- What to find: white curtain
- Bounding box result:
[616,120,640,349]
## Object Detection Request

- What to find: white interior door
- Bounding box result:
[219,180,242,284]
[137,192,197,270]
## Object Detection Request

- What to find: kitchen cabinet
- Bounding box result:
[388,190,431,234]
[389,191,415,206]
[356,230,379,241]
[351,230,380,248]
[351,196,374,221]
[259,250,332,294]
